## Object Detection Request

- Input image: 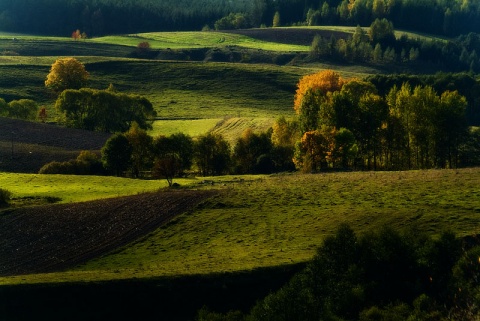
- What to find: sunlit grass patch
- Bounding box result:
[0,173,196,203]
[149,118,221,138]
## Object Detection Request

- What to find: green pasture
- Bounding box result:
[86,60,303,119]
[1,168,479,285]
[0,172,196,204]
[150,117,284,144]
[92,31,309,52]
[0,31,308,53]
[91,28,444,51]
[0,59,305,121]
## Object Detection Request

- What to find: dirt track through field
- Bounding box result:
[0,189,217,276]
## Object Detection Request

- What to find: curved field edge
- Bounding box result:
[0,190,218,277]
[1,168,479,285]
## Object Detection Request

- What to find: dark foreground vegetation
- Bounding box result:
[199,225,480,321]
[0,265,302,321]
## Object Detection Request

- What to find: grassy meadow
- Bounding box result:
[92,31,309,52]
[1,168,479,285]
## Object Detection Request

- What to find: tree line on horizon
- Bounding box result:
[309,21,480,75]
[0,0,479,37]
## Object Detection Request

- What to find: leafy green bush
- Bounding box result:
[39,151,105,175]
[0,188,12,207]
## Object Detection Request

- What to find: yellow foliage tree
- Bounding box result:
[293,70,347,114]
[45,57,89,94]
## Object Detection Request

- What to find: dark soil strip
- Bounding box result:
[0,189,217,276]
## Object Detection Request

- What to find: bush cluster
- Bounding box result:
[0,188,12,207]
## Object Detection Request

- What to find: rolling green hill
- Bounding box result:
[1,168,479,286]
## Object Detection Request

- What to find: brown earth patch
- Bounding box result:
[0,117,112,173]
[0,189,218,276]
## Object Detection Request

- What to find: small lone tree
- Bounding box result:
[273,11,281,27]
[45,57,89,94]
[72,29,81,40]
[38,106,47,123]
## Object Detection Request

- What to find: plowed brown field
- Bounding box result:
[0,189,217,276]
[0,116,112,173]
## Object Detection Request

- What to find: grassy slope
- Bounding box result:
[0,58,305,120]
[86,60,304,119]
[1,168,479,285]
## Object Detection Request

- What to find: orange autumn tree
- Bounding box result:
[294,70,350,133]
[45,57,89,94]
[293,69,347,114]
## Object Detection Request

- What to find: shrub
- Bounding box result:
[0,188,12,207]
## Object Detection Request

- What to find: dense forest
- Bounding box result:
[0,0,479,36]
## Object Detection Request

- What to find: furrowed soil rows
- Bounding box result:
[0,116,112,173]
[0,189,217,276]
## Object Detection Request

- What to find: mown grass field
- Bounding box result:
[1,168,479,285]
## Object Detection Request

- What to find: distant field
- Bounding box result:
[150,117,285,145]
[149,118,222,138]
[93,32,309,52]
[210,117,279,143]
[1,168,479,284]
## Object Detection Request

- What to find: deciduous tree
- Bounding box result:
[45,58,89,94]
[125,122,153,178]
[152,133,194,186]
[194,133,231,176]
[101,133,132,176]
[294,70,346,114]
[233,128,273,174]
[7,99,38,120]
[369,18,395,46]
[272,11,281,27]
[271,116,300,147]
[55,88,156,132]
